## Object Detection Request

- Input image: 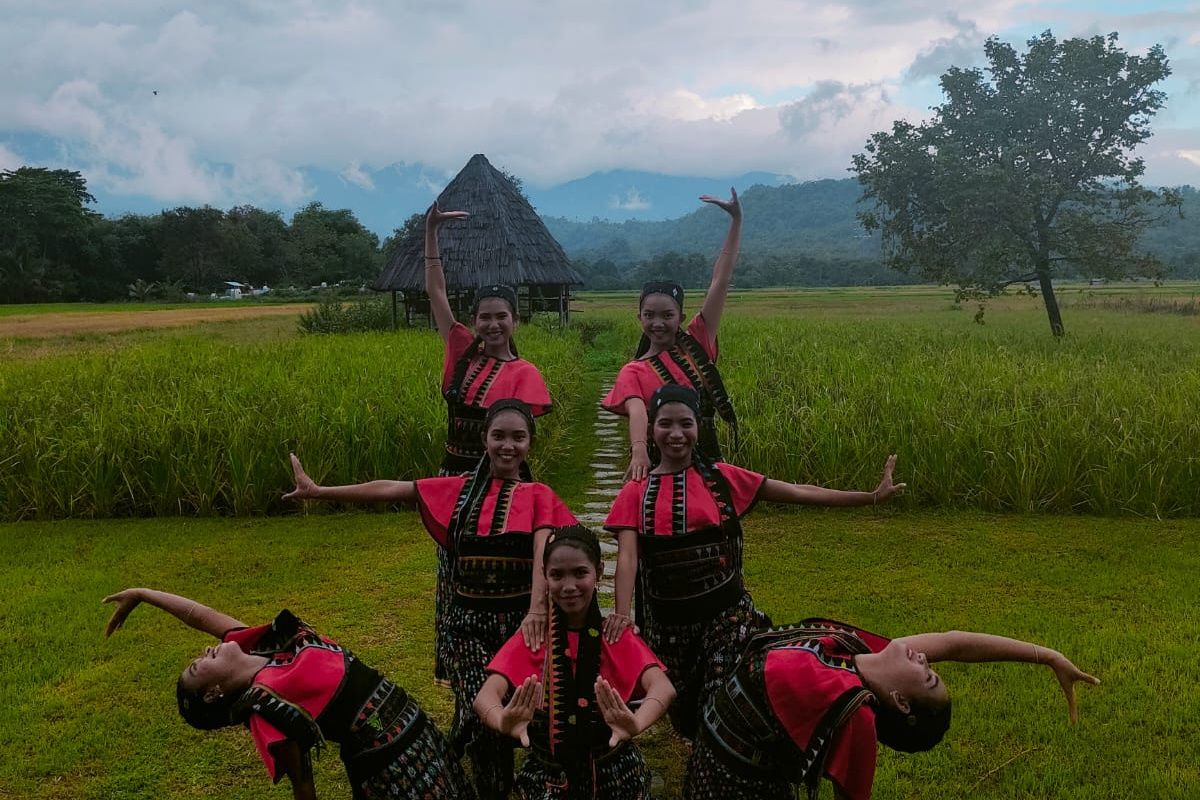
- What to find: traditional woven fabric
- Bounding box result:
[353,716,477,800]
[644,592,771,739]
[684,732,790,800]
[515,743,652,800]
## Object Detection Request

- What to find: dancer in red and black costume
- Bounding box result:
[474,526,676,799]
[604,385,904,740]
[425,203,554,691]
[600,189,742,480]
[286,399,576,799]
[102,588,475,800]
[687,619,1099,799]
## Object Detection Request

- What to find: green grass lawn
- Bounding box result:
[1,510,1196,799]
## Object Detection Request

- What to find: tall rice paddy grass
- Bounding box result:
[0,324,589,519]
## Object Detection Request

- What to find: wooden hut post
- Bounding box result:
[390,290,398,330]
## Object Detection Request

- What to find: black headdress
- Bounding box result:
[472,284,519,317]
[648,384,702,422]
[485,397,536,438]
[639,281,684,310]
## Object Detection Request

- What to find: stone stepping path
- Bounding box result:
[583,382,625,601]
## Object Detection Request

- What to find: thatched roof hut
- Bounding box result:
[373,154,583,326]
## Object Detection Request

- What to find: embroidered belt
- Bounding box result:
[339,677,429,784]
[639,526,743,623]
[452,534,534,610]
[700,668,782,779]
[445,401,487,457]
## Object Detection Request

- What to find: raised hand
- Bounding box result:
[102,588,145,637]
[1047,651,1101,723]
[872,454,906,503]
[496,675,542,746]
[283,453,320,501]
[699,187,741,220]
[624,446,651,482]
[595,677,639,747]
[425,202,470,230]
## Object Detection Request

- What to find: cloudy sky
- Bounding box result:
[2,0,1197,217]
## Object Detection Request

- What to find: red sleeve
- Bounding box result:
[486,631,545,688]
[248,715,289,783]
[531,483,578,530]
[603,481,644,533]
[601,362,647,415]
[441,322,477,391]
[716,462,766,518]
[415,476,467,548]
[511,361,553,416]
[687,313,717,361]
[223,623,270,652]
[824,706,879,800]
[601,629,667,703]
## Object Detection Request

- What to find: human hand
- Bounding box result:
[102,588,145,637]
[602,611,636,644]
[283,453,321,501]
[425,202,470,230]
[521,611,547,652]
[699,187,741,220]
[497,675,542,746]
[871,454,906,504]
[624,445,650,482]
[596,677,638,747]
[1046,651,1100,723]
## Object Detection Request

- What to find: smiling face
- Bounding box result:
[638,294,682,349]
[474,297,516,349]
[872,639,950,714]
[651,401,698,464]
[483,409,532,474]
[179,640,245,698]
[545,542,599,625]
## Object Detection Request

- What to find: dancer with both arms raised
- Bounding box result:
[286,399,575,800]
[604,385,905,740]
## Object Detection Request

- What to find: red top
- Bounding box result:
[603,462,765,536]
[763,630,891,800]
[443,322,552,415]
[415,475,577,548]
[486,627,665,704]
[223,623,346,783]
[601,313,717,415]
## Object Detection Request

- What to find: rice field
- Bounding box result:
[2,286,1198,518]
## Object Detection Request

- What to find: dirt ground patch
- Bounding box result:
[0,303,314,338]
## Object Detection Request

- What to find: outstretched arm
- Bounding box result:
[283,453,416,505]
[697,188,742,334]
[424,203,471,342]
[758,454,905,507]
[898,631,1100,722]
[275,741,318,800]
[103,588,245,639]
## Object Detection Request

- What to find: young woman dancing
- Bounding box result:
[604,385,904,739]
[600,189,742,479]
[686,618,1099,799]
[101,588,475,799]
[286,399,576,800]
[474,525,676,799]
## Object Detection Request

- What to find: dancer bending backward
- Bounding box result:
[102,588,475,800]
[687,618,1099,800]
[601,189,742,480]
[475,526,676,799]
[425,202,555,687]
[285,399,575,800]
[603,385,904,739]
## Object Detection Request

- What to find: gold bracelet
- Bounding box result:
[1032,644,1040,664]
[185,601,197,622]
[642,696,665,712]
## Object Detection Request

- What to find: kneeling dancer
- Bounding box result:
[102,588,475,799]
[604,385,904,739]
[475,525,675,799]
[686,618,1099,799]
[286,399,576,799]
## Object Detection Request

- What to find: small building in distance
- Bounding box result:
[372,154,583,327]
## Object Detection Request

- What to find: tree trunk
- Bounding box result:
[1036,267,1065,337]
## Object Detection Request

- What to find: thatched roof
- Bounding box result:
[372,154,583,292]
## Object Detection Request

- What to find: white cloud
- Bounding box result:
[0,0,1195,206]
[610,188,651,211]
[0,143,22,171]
[1176,149,1200,168]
